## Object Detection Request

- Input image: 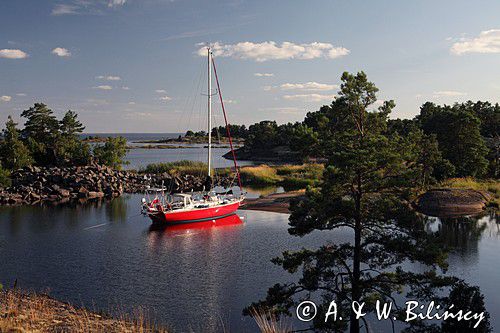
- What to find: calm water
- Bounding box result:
[82,132,256,170]
[0,195,498,332]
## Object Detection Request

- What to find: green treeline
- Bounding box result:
[0,103,128,185]
[235,100,498,180]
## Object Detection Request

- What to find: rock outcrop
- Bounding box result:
[415,188,492,217]
[0,164,230,206]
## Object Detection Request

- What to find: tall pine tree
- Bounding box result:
[247,72,490,332]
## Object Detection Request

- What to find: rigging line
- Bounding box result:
[211,56,243,191]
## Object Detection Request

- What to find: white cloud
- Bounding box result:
[279,82,338,91]
[93,85,113,90]
[52,47,71,57]
[51,4,79,15]
[433,90,467,97]
[108,0,127,7]
[16,93,27,96]
[128,101,136,105]
[159,96,172,101]
[1,96,12,102]
[198,41,350,62]
[96,75,121,81]
[155,89,167,93]
[0,49,28,59]
[283,94,336,102]
[254,73,274,77]
[451,29,500,55]
[122,86,130,90]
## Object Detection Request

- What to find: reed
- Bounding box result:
[0,289,169,333]
[1,289,293,332]
[141,160,209,176]
[250,307,292,333]
[240,163,324,189]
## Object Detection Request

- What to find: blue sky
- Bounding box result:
[1,0,500,132]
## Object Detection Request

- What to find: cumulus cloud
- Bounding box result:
[198,41,350,62]
[1,96,12,102]
[128,101,136,105]
[159,96,172,101]
[155,89,167,93]
[96,75,121,81]
[254,73,274,77]
[93,85,113,90]
[16,93,27,96]
[283,94,336,102]
[108,0,127,7]
[451,29,500,55]
[279,82,338,91]
[433,90,467,97]
[52,47,71,57]
[121,86,130,90]
[0,49,28,59]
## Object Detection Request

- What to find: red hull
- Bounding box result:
[149,200,242,225]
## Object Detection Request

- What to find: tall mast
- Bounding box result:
[207,47,212,177]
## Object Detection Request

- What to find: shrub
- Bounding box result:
[93,137,128,169]
[0,165,11,187]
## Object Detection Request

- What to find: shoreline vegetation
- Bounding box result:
[0,288,287,333]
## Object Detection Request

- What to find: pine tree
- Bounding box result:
[246,72,490,332]
[21,103,60,165]
[0,116,32,170]
[59,110,91,165]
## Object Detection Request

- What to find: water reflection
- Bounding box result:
[426,211,498,255]
[1,197,499,332]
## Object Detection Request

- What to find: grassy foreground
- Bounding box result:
[0,289,288,333]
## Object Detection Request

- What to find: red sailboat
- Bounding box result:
[141,47,245,225]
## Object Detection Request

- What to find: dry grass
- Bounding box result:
[0,289,292,333]
[141,160,209,176]
[441,177,500,207]
[0,289,168,333]
[240,164,323,189]
[240,165,282,185]
[250,308,291,333]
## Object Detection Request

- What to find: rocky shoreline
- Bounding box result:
[415,188,492,217]
[0,164,230,206]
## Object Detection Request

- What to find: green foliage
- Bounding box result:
[248,72,467,332]
[185,130,206,137]
[245,121,279,150]
[211,124,248,138]
[0,116,32,169]
[21,103,60,165]
[418,102,489,177]
[0,164,11,187]
[93,136,128,169]
[58,111,91,165]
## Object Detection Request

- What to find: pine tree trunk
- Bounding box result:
[350,180,362,333]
